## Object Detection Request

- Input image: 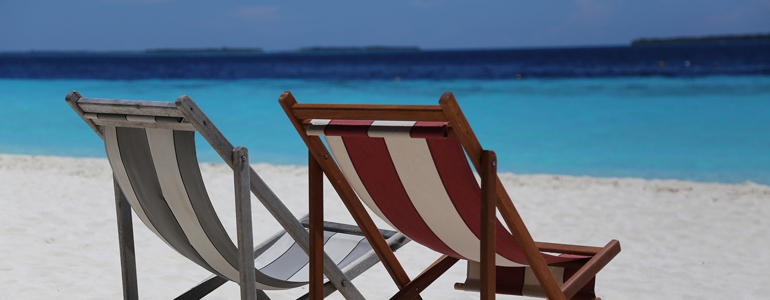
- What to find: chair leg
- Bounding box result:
[390,255,459,300]
[309,151,324,300]
[234,147,257,300]
[114,178,138,300]
[175,275,228,300]
[480,151,497,300]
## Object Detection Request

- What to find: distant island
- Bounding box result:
[299,46,420,52]
[145,47,263,53]
[632,33,770,46]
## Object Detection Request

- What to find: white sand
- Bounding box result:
[1,153,769,299]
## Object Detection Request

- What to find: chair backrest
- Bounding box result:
[305,119,575,267]
[67,92,305,290]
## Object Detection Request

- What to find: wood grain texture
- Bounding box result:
[66,91,104,139]
[535,242,603,256]
[234,147,256,300]
[79,97,184,117]
[309,151,324,300]
[114,179,138,300]
[480,151,497,300]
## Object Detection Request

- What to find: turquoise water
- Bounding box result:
[1,76,768,184]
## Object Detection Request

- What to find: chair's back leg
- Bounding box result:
[114,178,138,300]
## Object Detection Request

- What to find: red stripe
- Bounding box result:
[324,120,372,137]
[410,121,448,139]
[340,136,465,259]
[494,266,526,295]
[426,138,580,265]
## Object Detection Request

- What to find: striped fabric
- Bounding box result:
[307,119,596,298]
[104,126,372,290]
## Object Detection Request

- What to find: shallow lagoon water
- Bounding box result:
[1,76,768,184]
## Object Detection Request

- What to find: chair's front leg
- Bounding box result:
[234,147,257,300]
[114,178,138,300]
[480,150,497,300]
[308,151,324,300]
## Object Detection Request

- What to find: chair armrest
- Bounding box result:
[561,239,621,299]
[535,241,603,256]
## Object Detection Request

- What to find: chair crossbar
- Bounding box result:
[291,104,447,122]
[78,97,185,117]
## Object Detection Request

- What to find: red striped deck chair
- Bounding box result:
[66,91,410,300]
[279,91,621,300]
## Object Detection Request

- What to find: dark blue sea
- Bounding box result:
[1,43,769,184]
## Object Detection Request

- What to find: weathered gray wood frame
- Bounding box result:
[67,91,403,300]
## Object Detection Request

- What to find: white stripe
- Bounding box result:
[103,126,171,247]
[367,120,416,138]
[255,233,297,269]
[145,129,242,282]
[522,266,564,298]
[327,136,396,228]
[306,119,331,136]
[383,137,524,267]
[287,233,364,282]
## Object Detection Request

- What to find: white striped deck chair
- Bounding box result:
[280,92,621,300]
[66,91,410,300]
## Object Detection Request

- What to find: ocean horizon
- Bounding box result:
[1,44,769,184]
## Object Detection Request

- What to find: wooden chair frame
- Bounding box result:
[279,91,621,300]
[66,91,410,300]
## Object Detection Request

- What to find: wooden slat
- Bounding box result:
[389,256,459,300]
[279,91,416,293]
[560,239,621,299]
[233,147,256,300]
[292,103,447,121]
[66,91,104,139]
[114,179,138,300]
[91,119,197,131]
[78,97,184,117]
[176,96,236,167]
[480,151,497,300]
[309,151,324,300]
[439,92,567,300]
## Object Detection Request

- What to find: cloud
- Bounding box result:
[234,5,281,20]
[567,0,613,25]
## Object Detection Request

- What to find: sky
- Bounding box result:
[1,0,769,52]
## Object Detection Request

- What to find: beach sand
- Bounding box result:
[1,153,768,299]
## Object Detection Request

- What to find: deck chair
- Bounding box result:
[279,91,621,300]
[65,91,410,300]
